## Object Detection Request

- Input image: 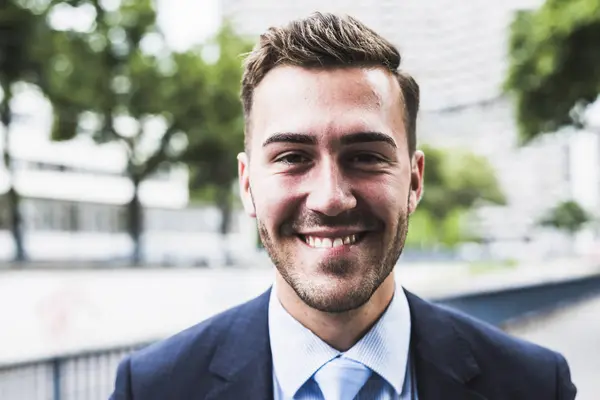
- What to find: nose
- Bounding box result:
[305,160,357,216]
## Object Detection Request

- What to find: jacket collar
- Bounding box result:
[405,290,487,400]
[203,287,487,400]
[205,288,274,400]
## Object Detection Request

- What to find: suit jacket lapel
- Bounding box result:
[405,290,487,400]
[415,362,487,400]
[203,287,489,400]
[205,289,274,400]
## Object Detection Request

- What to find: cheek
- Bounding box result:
[252,176,300,228]
[360,179,409,218]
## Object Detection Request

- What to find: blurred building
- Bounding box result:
[222,0,600,259]
[0,126,257,265]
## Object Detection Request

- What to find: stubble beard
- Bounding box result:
[257,203,410,314]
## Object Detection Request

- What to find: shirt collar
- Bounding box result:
[268,284,412,398]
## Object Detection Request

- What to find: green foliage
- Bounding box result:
[419,145,506,221]
[181,23,253,232]
[407,145,506,248]
[42,0,215,263]
[539,200,593,235]
[505,0,600,142]
[45,0,172,155]
[440,209,467,247]
[405,209,437,248]
[0,0,51,85]
[406,208,469,248]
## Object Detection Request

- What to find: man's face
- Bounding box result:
[238,66,424,313]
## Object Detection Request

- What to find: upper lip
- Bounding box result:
[297,229,368,237]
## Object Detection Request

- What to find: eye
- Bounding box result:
[348,153,385,165]
[275,153,310,165]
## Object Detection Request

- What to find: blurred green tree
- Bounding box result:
[407,145,506,248]
[505,0,600,142]
[0,0,53,262]
[539,200,593,236]
[178,24,252,254]
[45,0,207,265]
[419,145,506,220]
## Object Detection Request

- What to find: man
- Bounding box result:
[110,12,576,400]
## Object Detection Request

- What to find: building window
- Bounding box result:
[68,203,79,232]
[116,207,128,233]
[41,203,54,230]
[0,197,7,230]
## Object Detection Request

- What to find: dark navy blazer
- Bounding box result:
[109,289,576,400]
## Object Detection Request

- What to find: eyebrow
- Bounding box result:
[262,132,317,147]
[341,132,397,148]
[262,131,397,148]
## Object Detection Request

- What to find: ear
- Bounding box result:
[408,150,425,214]
[237,152,256,218]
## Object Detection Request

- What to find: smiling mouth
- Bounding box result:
[297,233,367,249]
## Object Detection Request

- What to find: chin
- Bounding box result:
[292,272,376,313]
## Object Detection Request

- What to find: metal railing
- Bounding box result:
[2,274,600,400]
[435,273,600,326]
[0,345,147,400]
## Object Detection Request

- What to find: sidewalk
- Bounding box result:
[0,258,598,365]
[506,294,600,400]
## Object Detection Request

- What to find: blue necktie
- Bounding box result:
[313,356,372,400]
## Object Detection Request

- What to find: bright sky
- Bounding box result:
[158,0,221,51]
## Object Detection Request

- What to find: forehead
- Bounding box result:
[249,65,406,149]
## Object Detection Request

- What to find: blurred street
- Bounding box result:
[2,259,599,397]
[507,295,600,400]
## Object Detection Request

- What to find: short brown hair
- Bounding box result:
[241,12,420,155]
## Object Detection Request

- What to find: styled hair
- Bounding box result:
[241,12,420,155]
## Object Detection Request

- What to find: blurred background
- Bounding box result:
[1,0,599,399]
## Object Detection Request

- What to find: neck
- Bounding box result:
[275,272,396,351]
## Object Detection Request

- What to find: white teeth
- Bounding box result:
[304,234,360,248]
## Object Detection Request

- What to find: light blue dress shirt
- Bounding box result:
[268,285,417,400]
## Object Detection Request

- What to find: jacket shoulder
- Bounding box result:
[441,303,555,359]
[435,302,575,398]
[129,301,242,374]
[113,290,271,399]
